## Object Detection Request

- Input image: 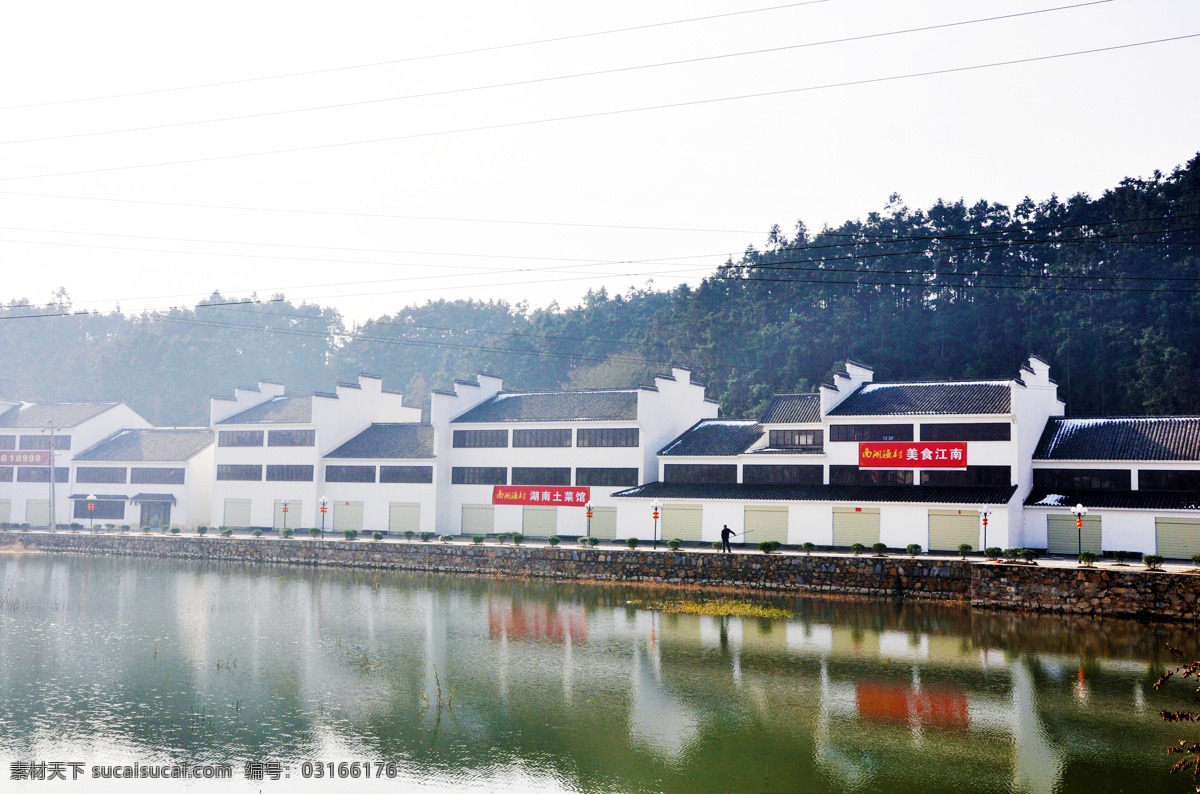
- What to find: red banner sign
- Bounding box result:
[492,485,591,506]
[0,450,51,466]
[859,442,967,469]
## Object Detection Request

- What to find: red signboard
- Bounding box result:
[492,485,591,506]
[858,442,967,469]
[0,451,50,466]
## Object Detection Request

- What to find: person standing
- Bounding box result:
[720,524,735,553]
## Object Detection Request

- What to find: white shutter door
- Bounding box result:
[273,500,302,529]
[522,506,558,537]
[832,507,881,547]
[0,499,10,524]
[223,499,252,528]
[333,501,364,532]
[928,509,979,551]
[1156,518,1200,559]
[388,503,421,534]
[1047,514,1101,555]
[662,504,703,542]
[25,499,49,528]
[590,506,617,539]
[745,505,788,544]
[461,504,494,534]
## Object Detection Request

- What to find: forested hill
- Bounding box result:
[2,154,1198,427]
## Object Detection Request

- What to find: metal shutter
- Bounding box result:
[662,504,703,542]
[0,499,9,524]
[223,499,252,528]
[25,499,49,528]
[745,505,788,545]
[832,507,880,548]
[1046,514,1101,555]
[1156,518,1200,559]
[388,503,421,534]
[928,509,979,552]
[461,504,494,534]
[590,506,617,539]
[332,501,364,532]
[273,500,302,530]
[522,506,558,537]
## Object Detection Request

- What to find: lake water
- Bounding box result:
[0,552,1196,793]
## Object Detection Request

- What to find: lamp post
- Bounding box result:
[979,508,992,557]
[86,493,96,533]
[585,501,592,539]
[651,502,661,550]
[280,498,289,533]
[319,496,328,540]
[1071,503,1088,557]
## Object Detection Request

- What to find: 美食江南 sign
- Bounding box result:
[858,442,967,469]
[492,486,591,506]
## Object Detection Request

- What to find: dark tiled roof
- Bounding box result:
[659,420,762,456]
[325,423,435,459]
[758,394,821,424]
[452,390,638,423]
[614,481,1017,505]
[74,428,213,462]
[0,402,119,428]
[68,493,128,501]
[829,382,1011,416]
[217,395,312,424]
[1033,417,1200,461]
[1024,489,1200,511]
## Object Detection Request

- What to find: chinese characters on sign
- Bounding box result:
[858,442,968,469]
[492,486,591,506]
[0,451,51,466]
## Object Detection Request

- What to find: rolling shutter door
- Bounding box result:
[590,506,617,539]
[522,506,557,537]
[332,501,364,532]
[928,509,979,552]
[273,500,302,529]
[833,507,880,548]
[223,499,251,528]
[0,500,9,524]
[25,499,49,528]
[662,504,703,542]
[388,503,421,534]
[1156,518,1200,559]
[1047,514,1101,555]
[745,505,788,545]
[461,504,494,534]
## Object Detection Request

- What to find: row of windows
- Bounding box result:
[513,428,571,448]
[3,435,73,450]
[1032,468,1132,491]
[324,465,434,484]
[659,464,1011,487]
[664,464,738,484]
[742,464,824,485]
[217,429,316,447]
[829,424,914,442]
[13,467,69,483]
[1141,469,1200,492]
[216,465,316,482]
[768,429,823,448]
[824,423,1013,443]
[919,466,1011,488]
[450,467,640,486]
[829,466,914,486]
[452,427,640,448]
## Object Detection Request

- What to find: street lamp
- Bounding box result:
[280,498,290,533]
[651,501,661,550]
[86,493,96,533]
[1071,503,1088,557]
[979,508,992,557]
[585,501,593,539]
[319,496,328,540]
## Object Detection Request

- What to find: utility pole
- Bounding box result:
[45,422,58,532]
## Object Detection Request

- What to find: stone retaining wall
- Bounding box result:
[2,532,1197,621]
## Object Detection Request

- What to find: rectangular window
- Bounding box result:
[130,468,185,485]
[451,467,507,485]
[0,467,12,482]
[512,428,572,448]
[218,430,264,447]
[1139,469,1200,492]
[829,424,914,442]
[325,465,376,483]
[663,464,738,484]
[575,468,639,487]
[576,428,639,448]
[768,429,824,449]
[1032,468,1131,491]
[920,465,1011,488]
[20,435,71,450]
[452,429,509,448]
[267,429,316,447]
[0,435,14,450]
[216,464,262,481]
[920,423,1012,442]
[76,466,128,484]
[73,499,125,520]
[742,464,823,485]
[511,467,572,486]
[17,467,69,483]
[266,465,314,482]
[380,465,434,484]
[829,465,913,486]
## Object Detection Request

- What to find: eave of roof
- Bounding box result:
[1024,488,1200,511]
[828,381,1012,417]
[614,481,1017,505]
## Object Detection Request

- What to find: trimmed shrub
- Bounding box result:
[548,535,561,546]
[958,543,973,558]
[170,526,181,535]
[802,541,815,555]
[872,542,888,556]
[1144,554,1165,571]
[404,530,415,542]
[712,541,723,551]
[1192,553,1200,568]
[251,529,263,538]
[309,527,321,538]
[577,536,590,545]
[196,526,208,535]
[344,529,359,541]
[373,531,384,541]
[906,544,922,557]
[20,523,29,530]
[69,523,82,531]
[419,531,434,542]
[985,547,1003,559]
[625,537,639,549]
[281,527,294,539]
[1019,548,1038,563]
[759,540,782,554]
[119,524,130,532]
[1002,548,1019,561]
[141,526,151,534]
[667,538,683,551]
[587,537,599,548]
[512,533,524,546]
[1113,550,1130,565]
[221,528,233,537]
[104,523,115,531]
[1079,551,1098,567]
[497,533,511,544]
[473,535,485,545]
[440,534,454,543]
[850,543,866,556]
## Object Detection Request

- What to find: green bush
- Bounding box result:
[196,526,208,535]
[667,538,683,550]
[119,524,131,532]
[985,546,1003,559]
[20,522,29,530]
[141,526,151,534]
[251,529,262,538]
[577,536,590,545]
[419,531,434,542]
[1113,549,1130,564]
[473,535,485,545]
[547,535,560,546]
[906,544,922,556]
[1144,554,1165,571]
[1020,548,1038,563]
[309,527,321,538]
[512,533,524,546]
[344,529,358,541]
[69,522,82,531]
[872,542,888,556]
[281,527,294,538]
[958,543,973,558]
[170,526,181,535]
[440,534,453,543]
[1191,553,1200,568]
[625,537,639,549]
[104,523,115,531]
[497,533,511,544]
[1079,551,1098,567]
[850,543,866,556]
[802,541,815,555]
[759,540,782,554]
[587,537,599,547]
[373,531,384,541]
[712,541,723,550]
[1002,548,1019,561]
[221,528,233,537]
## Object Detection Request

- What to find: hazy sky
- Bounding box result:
[0,0,1196,323]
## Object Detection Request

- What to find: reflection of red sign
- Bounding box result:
[856,682,969,730]
[492,485,591,506]
[0,451,50,466]
[488,599,587,644]
[859,442,967,469]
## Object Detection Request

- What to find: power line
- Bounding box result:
[0,2,1110,147]
[0,2,832,112]
[4,33,1196,182]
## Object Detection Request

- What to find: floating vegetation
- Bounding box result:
[629,597,793,619]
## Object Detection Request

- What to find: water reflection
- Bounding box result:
[0,553,1197,793]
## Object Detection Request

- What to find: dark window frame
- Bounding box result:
[265,464,314,482]
[217,430,264,447]
[19,435,71,450]
[216,464,263,481]
[920,465,1011,488]
[1032,468,1132,491]
[663,464,738,484]
[512,428,572,448]
[325,465,376,483]
[452,429,509,448]
[828,424,914,442]
[575,468,640,487]
[768,429,824,449]
[742,464,824,485]
[130,467,186,485]
[920,423,1011,442]
[511,467,572,486]
[1139,469,1200,492]
[380,465,434,484]
[576,427,639,448]
[0,435,14,450]
[0,467,12,482]
[17,467,68,483]
[451,466,507,485]
[267,429,316,447]
[75,466,128,484]
[73,499,125,520]
[829,465,913,486]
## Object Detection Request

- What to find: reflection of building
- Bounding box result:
[488,598,587,645]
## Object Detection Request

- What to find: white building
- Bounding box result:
[0,401,151,528]
[321,422,436,536]
[69,428,215,529]
[430,369,717,538]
